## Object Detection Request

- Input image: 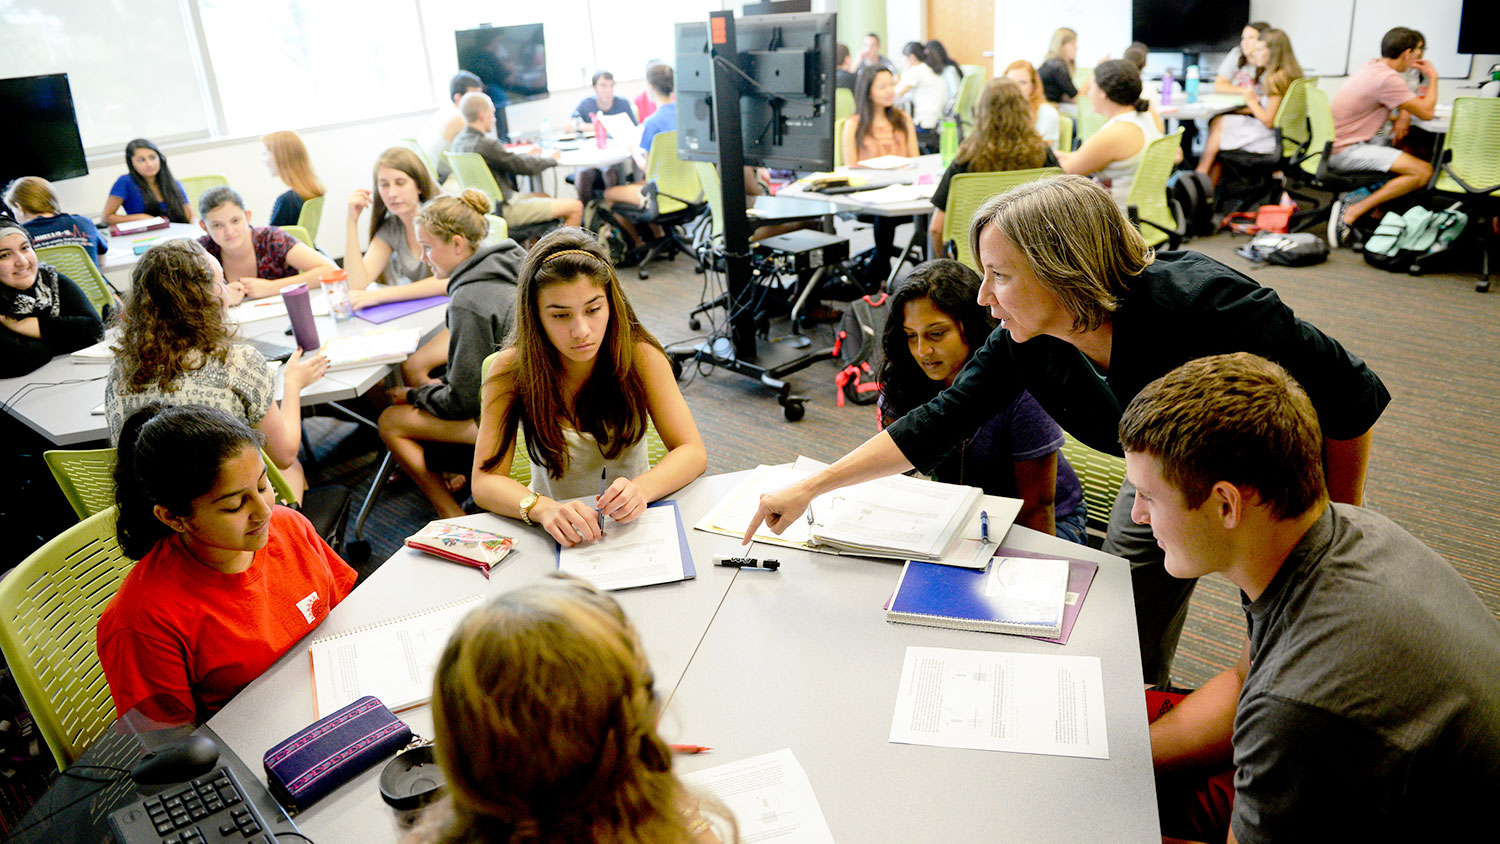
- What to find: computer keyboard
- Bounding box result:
[108,765,277,844]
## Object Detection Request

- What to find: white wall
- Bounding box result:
[886,0,925,50]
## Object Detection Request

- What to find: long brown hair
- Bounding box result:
[852,65,910,154]
[428,576,733,844]
[262,131,325,200]
[954,78,1049,173]
[1259,29,1304,98]
[113,239,237,393]
[482,228,662,478]
[367,146,440,243]
[1003,60,1046,117]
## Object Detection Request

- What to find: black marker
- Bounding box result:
[713,555,780,572]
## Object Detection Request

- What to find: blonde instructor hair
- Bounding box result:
[967,175,1153,333]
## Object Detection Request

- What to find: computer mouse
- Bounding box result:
[130,734,221,785]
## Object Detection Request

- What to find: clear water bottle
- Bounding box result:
[1161,68,1174,106]
[322,268,354,322]
[939,119,959,166]
[1185,65,1200,104]
[539,118,553,148]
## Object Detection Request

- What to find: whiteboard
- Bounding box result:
[1250,0,1354,77]
[1348,0,1471,78]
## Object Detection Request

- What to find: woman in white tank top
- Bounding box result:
[1056,60,1165,208]
[470,228,707,548]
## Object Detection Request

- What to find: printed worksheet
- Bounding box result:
[680,748,836,844]
[889,646,1109,759]
[557,504,687,590]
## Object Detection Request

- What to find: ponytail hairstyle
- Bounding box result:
[416,188,491,257]
[924,40,961,75]
[124,139,190,224]
[853,65,910,153]
[877,260,996,428]
[114,239,236,393]
[428,576,735,844]
[483,227,662,479]
[262,131,325,201]
[114,404,264,559]
[904,41,941,77]
[367,146,441,243]
[1093,60,1149,112]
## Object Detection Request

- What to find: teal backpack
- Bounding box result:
[1364,203,1468,273]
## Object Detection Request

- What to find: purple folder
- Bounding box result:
[993,546,1100,645]
[355,295,450,324]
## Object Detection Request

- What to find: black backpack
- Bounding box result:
[832,292,892,406]
[1169,171,1216,238]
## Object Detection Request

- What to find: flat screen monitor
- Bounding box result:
[0,74,87,189]
[675,12,837,171]
[455,24,548,107]
[1132,0,1249,54]
[1458,0,1499,55]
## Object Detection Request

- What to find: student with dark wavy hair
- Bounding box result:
[103,138,193,225]
[878,260,1086,543]
[97,404,355,725]
[403,576,731,844]
[105,239,328,498]
[472,228,705,548]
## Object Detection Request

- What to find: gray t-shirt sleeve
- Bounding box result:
[374,216,426,285]
[1216,48,1242,82]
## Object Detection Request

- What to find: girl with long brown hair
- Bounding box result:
[105,239,328,499]
[404,576,730,843]
[842,65,919,283]
[103,138,194,225]
[1038,27,1079,103]
[262,130,325,228]
[472,228,705,548]
[1197,29,1304,181]
[1003,60,1062,148]
[928,77,1059,254]
[343,146,444,309]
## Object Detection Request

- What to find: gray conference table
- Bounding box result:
[207,471,1159,842]
[0,299,447,446]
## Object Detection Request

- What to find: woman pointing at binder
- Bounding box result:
[744,175,1389,686]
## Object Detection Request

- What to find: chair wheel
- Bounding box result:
[638,268,650,279]
[1479,279,1492,293]
[782,401,805,422]
[688,318,702,330]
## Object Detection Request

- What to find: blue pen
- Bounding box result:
[980,510,990,545]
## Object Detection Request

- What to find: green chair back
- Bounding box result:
[295,194,325,242]
[959,64,985,80]
[642,131,703,216]
[1057,112,1075,152]
[279,224,312,245]
[44,448,118,520]
[262,449,300,507]
[401,138,441,186]
[941,168,1063,270]
[1074,93,1107,143]
[833,117,848,168]
[34,243,113,317]
[953,72,984,132]
[1301,85,1337,177]
[1071,66,1093,93]
[0,507,134,769]
[1434,97,1500,198]
[1058,434,1126,535]
[482,214,510,245]
[835,88,855,123]
[1126,129,1185,248]
[1272,76,1316,161]
[180,175,229,214]
[693,161,726,244]
[445,151,506,207]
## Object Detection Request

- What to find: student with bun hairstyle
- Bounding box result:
[1056,60,1163,207]
[196,186,335,301]
[104,138,193,225]
[472,228,705,548]
[379,189,526,519]
[5,176,108,266]
[403,576,731,844]
[261,130,326,228]
[97,404,356,725]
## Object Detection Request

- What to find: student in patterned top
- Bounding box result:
[103,138,194,225]
[98,404,356,725]
[105,239,328,500]
[5,176,108,266]
[196,186,335,302]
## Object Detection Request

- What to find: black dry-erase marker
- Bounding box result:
[713,555,780,571]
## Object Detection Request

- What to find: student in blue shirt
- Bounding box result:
[635,64,678,158]
[5,176,108,266]
[571,70,637,128]
[104,138,193,225]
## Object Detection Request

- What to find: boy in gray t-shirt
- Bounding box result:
[1119,353,1500,844]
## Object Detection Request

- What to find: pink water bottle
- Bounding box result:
[281,282,320,352]
[594,117,606,149]
[1161,69,1174,106]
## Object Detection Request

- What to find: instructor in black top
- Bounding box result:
[744,175,1389,685]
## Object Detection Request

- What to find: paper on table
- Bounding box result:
[847,183,936,205]
[557,505,687,590]
[889,646,1109,759]
[849,154,918,170]
[228,293,330,324]
[983,556,1070,629]
[694,463,817,546]
[599,112,643,148]
[679,748,836,844]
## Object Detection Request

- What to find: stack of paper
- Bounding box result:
[849,155,918,170]
[227,293,331,324]
[318,328,422,370]
[679,749,835,843]
[556,501,695,591]
[848,183,936,205]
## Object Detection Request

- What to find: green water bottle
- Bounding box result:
[939,119,958,166]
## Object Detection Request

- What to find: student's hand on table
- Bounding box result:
[282,348,330,390]
[347,188,373,220]
[596,477,646,523]
[741,481,814,544]
[537,499,603,547]
[243,277,283,299]
[349,287,386,311]
[224,281,248,306]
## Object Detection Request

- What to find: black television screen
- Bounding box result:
[1132,0,1249,53]
[456,24,548,107]
[0,74,87,189]
[1458,0,1498,54]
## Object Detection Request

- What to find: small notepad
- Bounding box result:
[887,556,1070,638]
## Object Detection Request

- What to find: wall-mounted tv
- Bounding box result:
[0,74,88,190]
[1132,0,1249,54]
[455,24,548,108]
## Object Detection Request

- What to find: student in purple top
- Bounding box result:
[5,176,108,266]
[195,186,335,304]
[104,138,194,225]
[877,259,1087,544]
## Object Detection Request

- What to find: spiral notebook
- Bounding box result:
[307,595,483,716]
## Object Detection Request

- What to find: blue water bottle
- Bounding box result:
[1185,65,1200,104]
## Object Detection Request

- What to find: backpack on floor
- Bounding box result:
[582,200,630,266]
[1364,204,1468,273]
[1169,171,1216,239]
[1235,231,1329,266]
[832,292,891,406]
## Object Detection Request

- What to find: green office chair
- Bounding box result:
[43,447,118,520]
[295,194,325,242]
[0,507,134,769]
[1126,129,1186,249]
[959,64,985,80]
[833,117,848,168]
[180,174,230,214]
[34,243,115,317]
[1074,92,1107,144]
[953,72,984,136]
[1057,113,1075,152]
[1280,85,1387,234]
[612,131,707,279]
[482,214,510,245]
[509,422,668,488]
[941,168,1063,270]
[444,151,506,208]
[1059,433,1127,537]
[835,88,855,123]
[279,224,312,245]
[1428,97,1500,290]
[400,138,442,186]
